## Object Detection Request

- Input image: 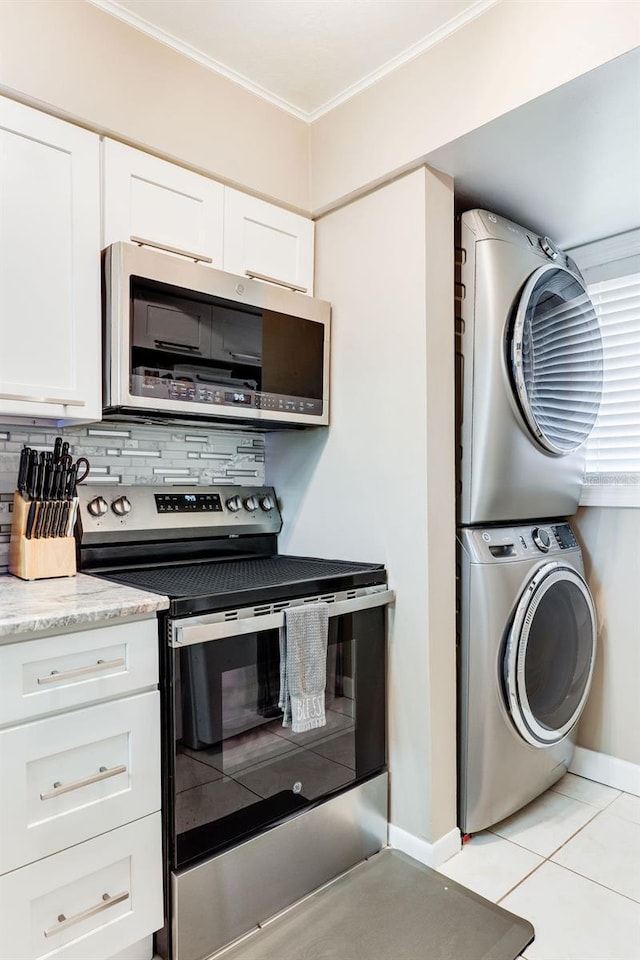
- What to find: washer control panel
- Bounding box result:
[465,522,580,562]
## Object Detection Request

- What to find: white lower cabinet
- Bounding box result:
[0,619,158,726]
[0,617,163,960]
[0,813,163,960]
[0,691,160,873]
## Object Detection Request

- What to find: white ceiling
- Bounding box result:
[91,0,496,119]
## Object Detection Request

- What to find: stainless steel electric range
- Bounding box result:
[76,485,392,960]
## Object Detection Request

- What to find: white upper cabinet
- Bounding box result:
[0,98,101,423]
[102,139,224,267]
[223,187,315,295]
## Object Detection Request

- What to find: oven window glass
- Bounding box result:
[172,608,385,868]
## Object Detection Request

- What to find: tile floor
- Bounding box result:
[437,773,640,960]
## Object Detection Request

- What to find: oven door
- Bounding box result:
[168,587,392,869]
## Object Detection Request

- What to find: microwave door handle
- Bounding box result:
[171,589,395,647]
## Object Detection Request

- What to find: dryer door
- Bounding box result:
[504,561,597,747]
[510,265,603,455]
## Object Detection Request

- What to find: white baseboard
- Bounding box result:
[387,823,461,868]
[570,746,640,796]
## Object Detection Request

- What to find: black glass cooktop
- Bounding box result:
[97,554,386,617]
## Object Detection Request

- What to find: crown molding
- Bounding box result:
[89,0,499,123]
[307,0,499,121]
[88,0,310,119]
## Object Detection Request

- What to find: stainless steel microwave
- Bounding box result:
[102,242,330,428]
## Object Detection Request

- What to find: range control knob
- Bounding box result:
[539,236,560,261]
[243,496,259,512]
[111,496,131,517]
[532,527,551,553]
[226,496,242,512]
[259,495,275,512]
[87,496,108,518]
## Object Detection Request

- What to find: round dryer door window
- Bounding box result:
[510,265,603,455]
[504,562,597,747]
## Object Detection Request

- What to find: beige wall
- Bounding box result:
[267,167,457,845]
[309,0,640,212]
[2,2,637,216]
[0,0,310,212]
[574,506,640,766]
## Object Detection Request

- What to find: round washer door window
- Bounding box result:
[504,562,597,747]
[510,265,603,455]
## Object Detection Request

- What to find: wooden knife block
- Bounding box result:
[9,493,77,581]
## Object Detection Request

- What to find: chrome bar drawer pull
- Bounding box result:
[244,268,307,294]
[44,890,130,937]
[40,764,127,800]
[130,235,213,264]
[37,657,126,685]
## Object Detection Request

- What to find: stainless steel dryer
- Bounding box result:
[457,209,603,525]
[457,521,597,835]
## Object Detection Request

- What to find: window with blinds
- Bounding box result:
[570,229,640,507]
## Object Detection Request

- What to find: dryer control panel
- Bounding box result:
[459,522,580,563]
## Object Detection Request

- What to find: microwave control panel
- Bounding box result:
[131,370,322,416]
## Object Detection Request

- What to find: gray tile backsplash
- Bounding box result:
[0,422,265,571]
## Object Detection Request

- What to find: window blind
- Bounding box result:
[584,271,640,480]
[569,230,640,506]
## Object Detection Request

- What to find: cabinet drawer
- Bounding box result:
[0,813,163,960]
[0,691,160,874]
[0,619,158,726]
[223,188,315,295]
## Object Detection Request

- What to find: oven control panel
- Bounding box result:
[76,484,282,543]
[155,493,223,513]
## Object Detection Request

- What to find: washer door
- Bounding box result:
[510,265,603,454]
[504,561,597,747]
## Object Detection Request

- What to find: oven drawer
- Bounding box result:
[0,619,158,726]
[0,813,163,960]
[0,691,160,874]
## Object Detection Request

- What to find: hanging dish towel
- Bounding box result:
[279,602,329,734]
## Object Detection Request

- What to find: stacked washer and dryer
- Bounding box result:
[456,210,604,835]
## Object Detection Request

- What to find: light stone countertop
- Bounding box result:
[0,572,169,640]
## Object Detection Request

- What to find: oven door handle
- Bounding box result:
[170,588,395,647]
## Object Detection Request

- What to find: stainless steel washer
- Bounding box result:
[456,209,603,525]
[457,521,597,835]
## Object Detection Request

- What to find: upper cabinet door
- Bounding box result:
[0,98,101,422]
[223,188,315,296]
[102,139,224,267]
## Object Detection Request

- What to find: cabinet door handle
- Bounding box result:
[36,657,126,685]
[0,392,85,407]
[230,352,261,363]
[244,269,307,294]
[154,340,202,354]
[130,235,213,264]
[44,890,130,937]
[40,764,127,800]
